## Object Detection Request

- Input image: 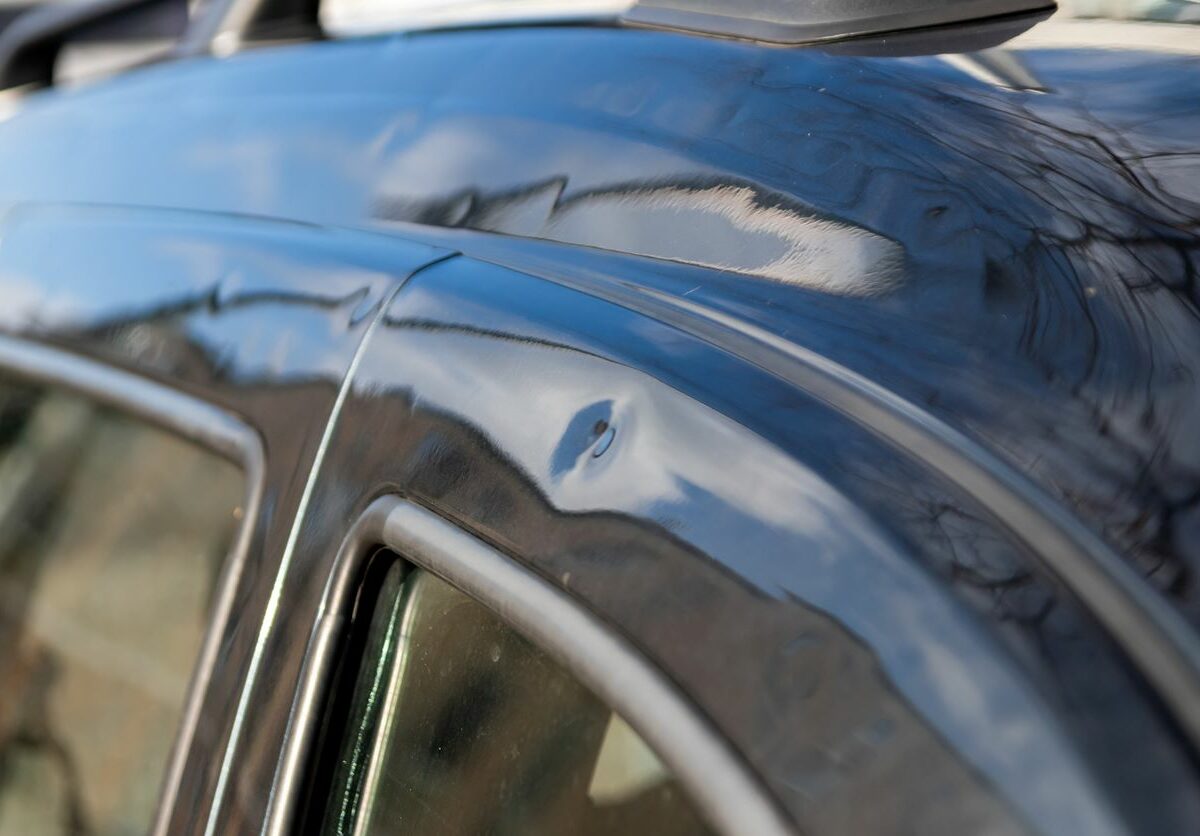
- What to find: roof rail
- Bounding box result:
[622,0,1056,44]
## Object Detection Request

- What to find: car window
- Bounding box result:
[0,373,245,835]
[319,562,714,836]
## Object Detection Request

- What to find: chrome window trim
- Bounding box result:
[0,332,266,836]
[264,495,794,836]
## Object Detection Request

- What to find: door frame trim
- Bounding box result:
[264,494,794,836]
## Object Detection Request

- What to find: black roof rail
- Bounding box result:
[622,0,1056,45]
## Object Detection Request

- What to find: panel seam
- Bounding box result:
[203,251,458,836]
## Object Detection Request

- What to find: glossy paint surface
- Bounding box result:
[0,13,1195,836]
[0,20,1197,620]
[0,202,447,832]
[211,237,1200,835]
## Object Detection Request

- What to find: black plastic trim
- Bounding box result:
[622,0,1056,45]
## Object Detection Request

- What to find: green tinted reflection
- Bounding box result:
[333,568,713,836]
[322,561,410,836]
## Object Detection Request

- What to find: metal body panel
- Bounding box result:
[261,496,794,836]
[361,256,1200,834]
[0,22,1196,628]
[209,252,1200,835]
[0,16,1194,836]
[0,202,446,832]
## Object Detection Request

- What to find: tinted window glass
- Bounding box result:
[323,566,713,836]
[0,375,245,835]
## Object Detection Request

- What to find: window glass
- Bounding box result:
[322,566,714,836]
[0,374,245,835]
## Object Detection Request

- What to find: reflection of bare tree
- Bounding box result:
[849,444,1200,832]
[734,57,1200,626]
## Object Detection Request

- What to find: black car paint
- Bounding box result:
[0,16,1196,836]
[0,203,450,831]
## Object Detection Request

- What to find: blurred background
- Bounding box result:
[0,0,1193,92]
